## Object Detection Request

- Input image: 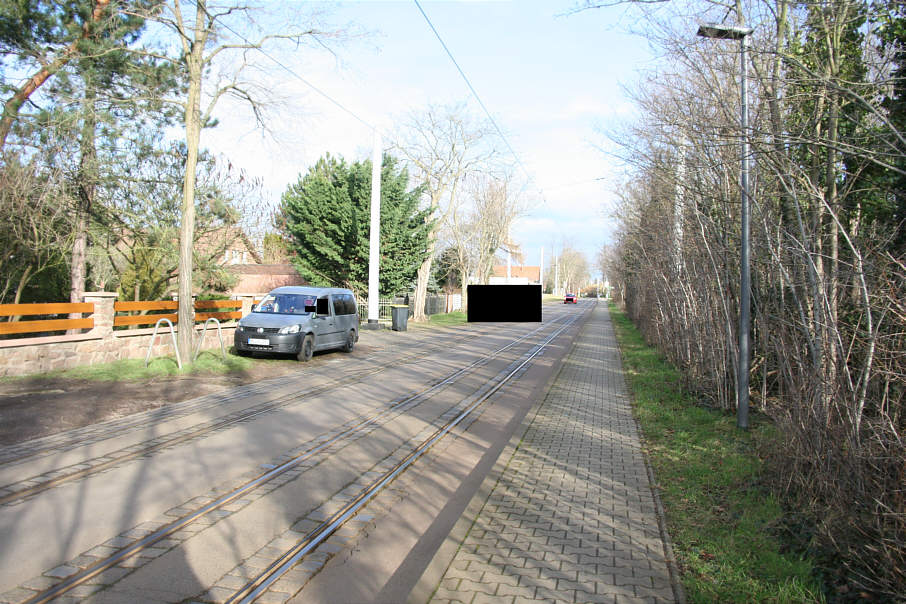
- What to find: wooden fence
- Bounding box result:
[0,299,243,338]
[0,293,260,378]
[0,303,95,336]
[113,300,242,328]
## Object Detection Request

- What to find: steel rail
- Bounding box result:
[227,304,593,603]
[0,330,524,470]
[0,322,510,470]
[0,320,551,506]
[20,313,572,604]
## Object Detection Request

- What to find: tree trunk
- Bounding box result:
[0,0,111,152]
[825,90,840,412]
[12,265,33,308]
[412,236,436,322]
[69,79,97,332]
[176,2,208,362]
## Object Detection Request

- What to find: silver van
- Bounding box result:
[233,286,359,362]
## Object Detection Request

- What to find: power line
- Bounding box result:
[218,7,550,206]
[216,21,376,133]
[413,0,538,194]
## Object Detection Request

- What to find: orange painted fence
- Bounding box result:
[113,300,242,327]
[0,299,243,337]
[0,303,95,335]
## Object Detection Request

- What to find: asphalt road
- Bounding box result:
[0,301,590,604]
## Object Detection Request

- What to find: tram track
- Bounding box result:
[13,308,584,604]
[0,319,560,507]
[0,322,507,469]
[224,304,593,603]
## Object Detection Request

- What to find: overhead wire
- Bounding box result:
[412,0,548,205]
[215,20,377,133]
[214,5,553,207]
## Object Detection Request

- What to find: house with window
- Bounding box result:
[206,228,305,295]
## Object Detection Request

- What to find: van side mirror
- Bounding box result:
[250,304,257,312]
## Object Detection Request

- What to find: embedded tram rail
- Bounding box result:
[0,301,593,604]
[0,321,533,504]
[224,311,585,604]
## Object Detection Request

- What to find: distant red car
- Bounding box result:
[564,293,578,304]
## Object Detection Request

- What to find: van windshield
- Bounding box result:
[254,293,316,315]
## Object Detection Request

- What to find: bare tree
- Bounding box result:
[0,160,74,305]
[392,104,495,321]
[448,171,526,290]
[601,0,906,594]
[144,0,334,359]
[557,247,590,294]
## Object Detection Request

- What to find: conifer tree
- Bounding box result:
[280,154,433,296]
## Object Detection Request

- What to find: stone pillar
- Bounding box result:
[83,292,118,338]
[234,294,258,317]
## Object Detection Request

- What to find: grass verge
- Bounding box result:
[609,303,824,603]
[1,349,285,383]
[425,310,467,328]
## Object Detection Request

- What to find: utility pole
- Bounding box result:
[540,247,544,290]
[367,130,381,326]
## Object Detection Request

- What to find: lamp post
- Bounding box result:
[697,22,754,430]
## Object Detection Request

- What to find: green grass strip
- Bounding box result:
[425,310,467,327]
[609,303,824,603]
[0,349,291,383]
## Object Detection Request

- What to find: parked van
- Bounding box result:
[234,286,359,362]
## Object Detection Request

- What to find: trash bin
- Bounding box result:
[391,305,409,331]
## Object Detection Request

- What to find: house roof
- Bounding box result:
[491,265,541,281]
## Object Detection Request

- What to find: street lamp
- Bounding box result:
[697,22,754,430]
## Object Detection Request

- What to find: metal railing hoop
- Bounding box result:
[145,318,182,369]
[193,317,226,362]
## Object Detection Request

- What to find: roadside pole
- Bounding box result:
[368,130,381,326]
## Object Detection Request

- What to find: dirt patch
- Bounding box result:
[0,356,313,447]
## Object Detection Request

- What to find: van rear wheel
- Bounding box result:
[342,330,355,352]
[297,334,314,362]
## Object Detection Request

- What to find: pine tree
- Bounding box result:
[280,154,433,296]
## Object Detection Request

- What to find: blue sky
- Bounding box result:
[202,0,656,280]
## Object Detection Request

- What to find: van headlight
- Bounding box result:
[278,324,301,335]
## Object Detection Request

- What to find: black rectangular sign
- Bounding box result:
[467,285,542,322]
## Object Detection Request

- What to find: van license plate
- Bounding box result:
[248,338,269,346]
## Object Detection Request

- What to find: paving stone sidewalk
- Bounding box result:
[428,303,681,604]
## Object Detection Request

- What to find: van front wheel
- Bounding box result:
[297,334,314,362]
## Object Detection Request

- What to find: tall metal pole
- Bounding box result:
[367,130,381,326]
[539,247,544,290]
[737,34,751,429]
[697,22,753,430]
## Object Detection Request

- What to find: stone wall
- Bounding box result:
[0,292,257,378]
